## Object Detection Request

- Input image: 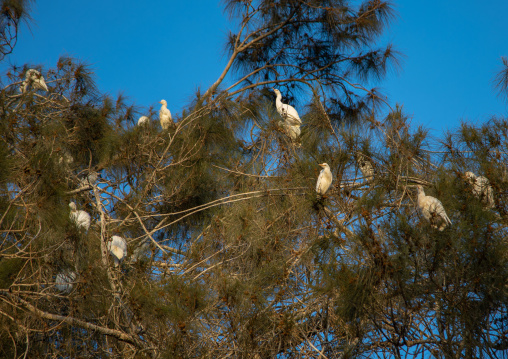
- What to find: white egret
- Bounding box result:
[21,69,48,93]
[316,163,333,195]
[69,202,91,231]
[357,153,375,181]
[416,185,451,231]
[138,115,149,126]
[272,88,302,126]
[55,271,76,293]
[159,100,172,130]
[464,171,495,209]
[108,235,127,266]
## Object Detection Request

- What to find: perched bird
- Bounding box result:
[159,100,172,130]
[55,271,76,293]
[21,69,49,93]
[138,115,150,126]
[464,171,495,209]
[316,163,333,195]
[416,185,451,231]
[356,153,375,182]
[108,235,127,266]
[69,202,91,231]
[272,88,302,126]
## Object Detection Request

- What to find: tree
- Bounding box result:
[0,1,507,358]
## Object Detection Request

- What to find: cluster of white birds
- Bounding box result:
[20,69,48,93]
[68,202,129,264]
[312,152,496,232]
[136,100,173,130]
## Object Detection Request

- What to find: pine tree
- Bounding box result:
[0,1,507,358]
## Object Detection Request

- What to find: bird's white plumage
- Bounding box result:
[159,100,172,130]
[465,171,495,209]
[357,153,375,181]
[108,235,127,266]
[21,69,48,93]
[138,115,149,126]
[69,202,91,231]
[55,271,76,293]
[316,163,333,195]
[273,88,302,126]
[416,185,451,231]
[283,122,301,141]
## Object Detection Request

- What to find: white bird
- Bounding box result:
[138,115,149,126]
[464,171,495,209]
[282,122,301,141]
[108,235,127,266]
[21,69,49,93]
[357,153,375,182]
[69,202,91,231]
[273,88,302,126]
[159,100,172,130]
[416,185,451,231]
[316,163,333,195]
[55,271,76,293]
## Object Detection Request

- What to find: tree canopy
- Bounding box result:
[0,0,507,358]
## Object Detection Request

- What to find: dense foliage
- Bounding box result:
[0,0,507,358]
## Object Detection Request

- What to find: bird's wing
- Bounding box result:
[316,171,325,193]
[282,104,301,125]
[111,246,125,260]
[428,197,451,225]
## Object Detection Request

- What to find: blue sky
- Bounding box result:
[5,0,508,134]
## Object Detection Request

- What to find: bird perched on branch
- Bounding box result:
[273,88,301,126]
[464,171,495,209]
[316,163,333,196]
[356,153,375,182]
[416,185,451,231]
[108,236,127,266]
[69,202,91,231]
[138,115,149,126]
[273,88,301,141]
[159,100,172,130]
[21,69,49,93]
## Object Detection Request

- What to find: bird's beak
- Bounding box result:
[318,163,324,168]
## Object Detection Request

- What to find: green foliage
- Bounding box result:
[0,1,507,358]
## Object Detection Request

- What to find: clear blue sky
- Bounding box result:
[5,0,508,134]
